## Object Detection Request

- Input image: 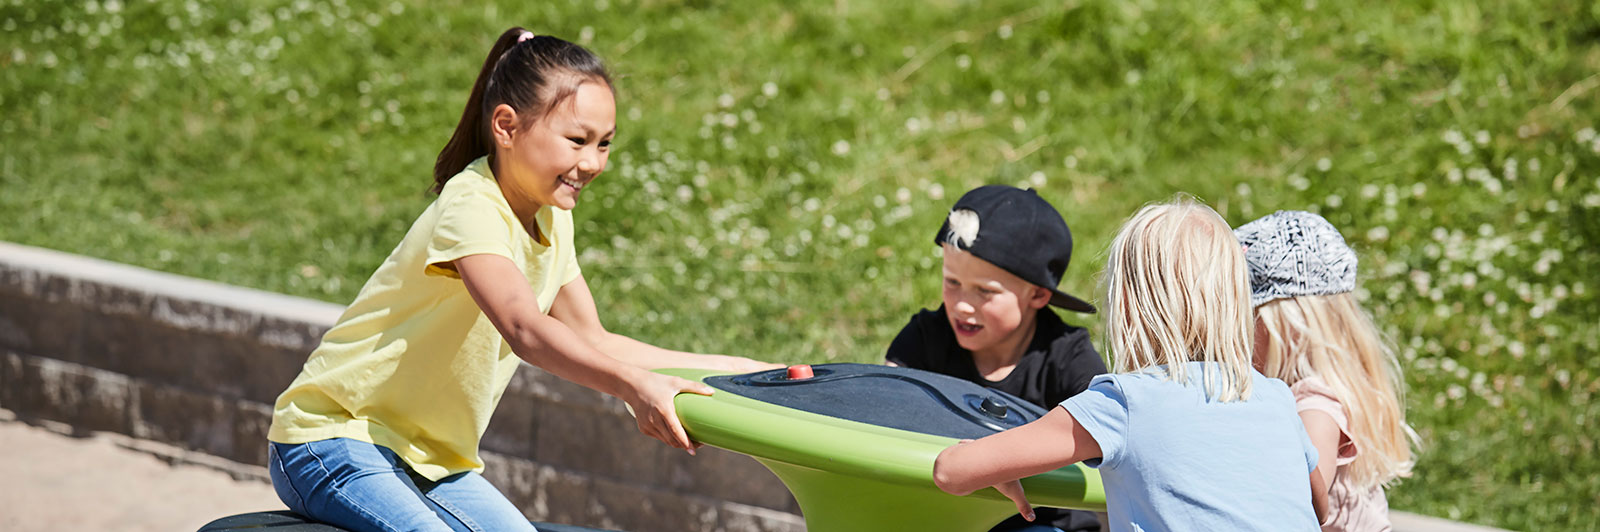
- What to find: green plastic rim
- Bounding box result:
[661,368,1107,512]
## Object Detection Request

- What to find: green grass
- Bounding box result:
[4,0,1598,529]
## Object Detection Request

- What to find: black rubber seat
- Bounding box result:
[198,511,619,531]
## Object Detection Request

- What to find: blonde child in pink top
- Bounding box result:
[1235,211,1421,532]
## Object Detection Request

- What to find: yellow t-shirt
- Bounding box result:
[268,157,580,481]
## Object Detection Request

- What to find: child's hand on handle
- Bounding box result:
[936,439,1035,521]
[993,480,1035,522]
[622,370,715,454]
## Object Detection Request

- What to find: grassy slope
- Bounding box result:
[3,0,1597,529]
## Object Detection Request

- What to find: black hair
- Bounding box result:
[432,28,613,193]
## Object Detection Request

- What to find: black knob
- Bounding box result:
[979,397,1009,418]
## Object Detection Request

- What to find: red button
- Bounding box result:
[786,364,814,380]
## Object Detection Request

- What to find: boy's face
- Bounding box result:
[940,245,1051,355]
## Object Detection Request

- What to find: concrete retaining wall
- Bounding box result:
[0,241,802,532]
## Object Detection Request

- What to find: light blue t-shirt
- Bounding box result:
[1061,362,1321,532]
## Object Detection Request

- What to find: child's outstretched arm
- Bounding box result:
[549,273,781,373]
[934,406,1102,510]
[456,254,712,453]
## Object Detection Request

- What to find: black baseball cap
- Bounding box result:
[934,185,1096,313]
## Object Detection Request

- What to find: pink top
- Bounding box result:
[1291,377,1391,532]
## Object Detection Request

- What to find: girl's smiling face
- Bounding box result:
[940,244,1050,356]
[492,81,616,214]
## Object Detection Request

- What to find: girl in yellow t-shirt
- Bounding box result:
[266,28,778,532]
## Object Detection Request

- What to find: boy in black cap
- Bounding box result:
[886,185,1105,532]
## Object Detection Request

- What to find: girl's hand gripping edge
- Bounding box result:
[622,370,715,455]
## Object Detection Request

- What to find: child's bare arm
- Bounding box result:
[933,406,1102,497]
[1299,410,1341,495]
[548,273,780,372]
[455,254,713,452]
[1309,467,1330,523]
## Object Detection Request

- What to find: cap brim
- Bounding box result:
[1049,290,1097,313]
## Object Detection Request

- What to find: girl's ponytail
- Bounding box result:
[432,27,533,193]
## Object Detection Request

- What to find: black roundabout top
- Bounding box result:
[705,363,1048,441]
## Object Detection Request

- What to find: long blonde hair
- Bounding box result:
[1256,293,1419,489]
[1102,198,1256,401]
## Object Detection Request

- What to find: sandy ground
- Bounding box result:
[0,413,281,532]
[0,409,1513,532]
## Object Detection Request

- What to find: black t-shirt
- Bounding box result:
[885,305,1107,532]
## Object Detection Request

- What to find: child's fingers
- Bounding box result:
[677,378,715,397]
[662,409,696,455]
[635,415,669,447]
[994,480,1034,522]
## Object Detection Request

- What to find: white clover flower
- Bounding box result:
[1442,129,1465,145]
[929,183,945,200]
[1410,270,1432,293]
[990,90,1006,105]
[762,82,778,97]
[1030,171,1047,187]
[1446,168,1462,183]
[717,93,735,109]
[896,187,912,204]
[1125,70,1142,85]
[1475,130,1490,145]
[1367,226,1389,241]
[998,24,1013,39]
[1324,194,1342,208]
[1065,155,1079,169]
[831,139,851,156]
[956,54,971,70]
[1577,127,1596,144]
[905,117,922,133]
[1361,184,1379,198]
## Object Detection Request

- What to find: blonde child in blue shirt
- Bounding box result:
[266,28,776,532]
[934,198,1330,531]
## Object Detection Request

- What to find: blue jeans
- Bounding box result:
[268,439,537,532]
